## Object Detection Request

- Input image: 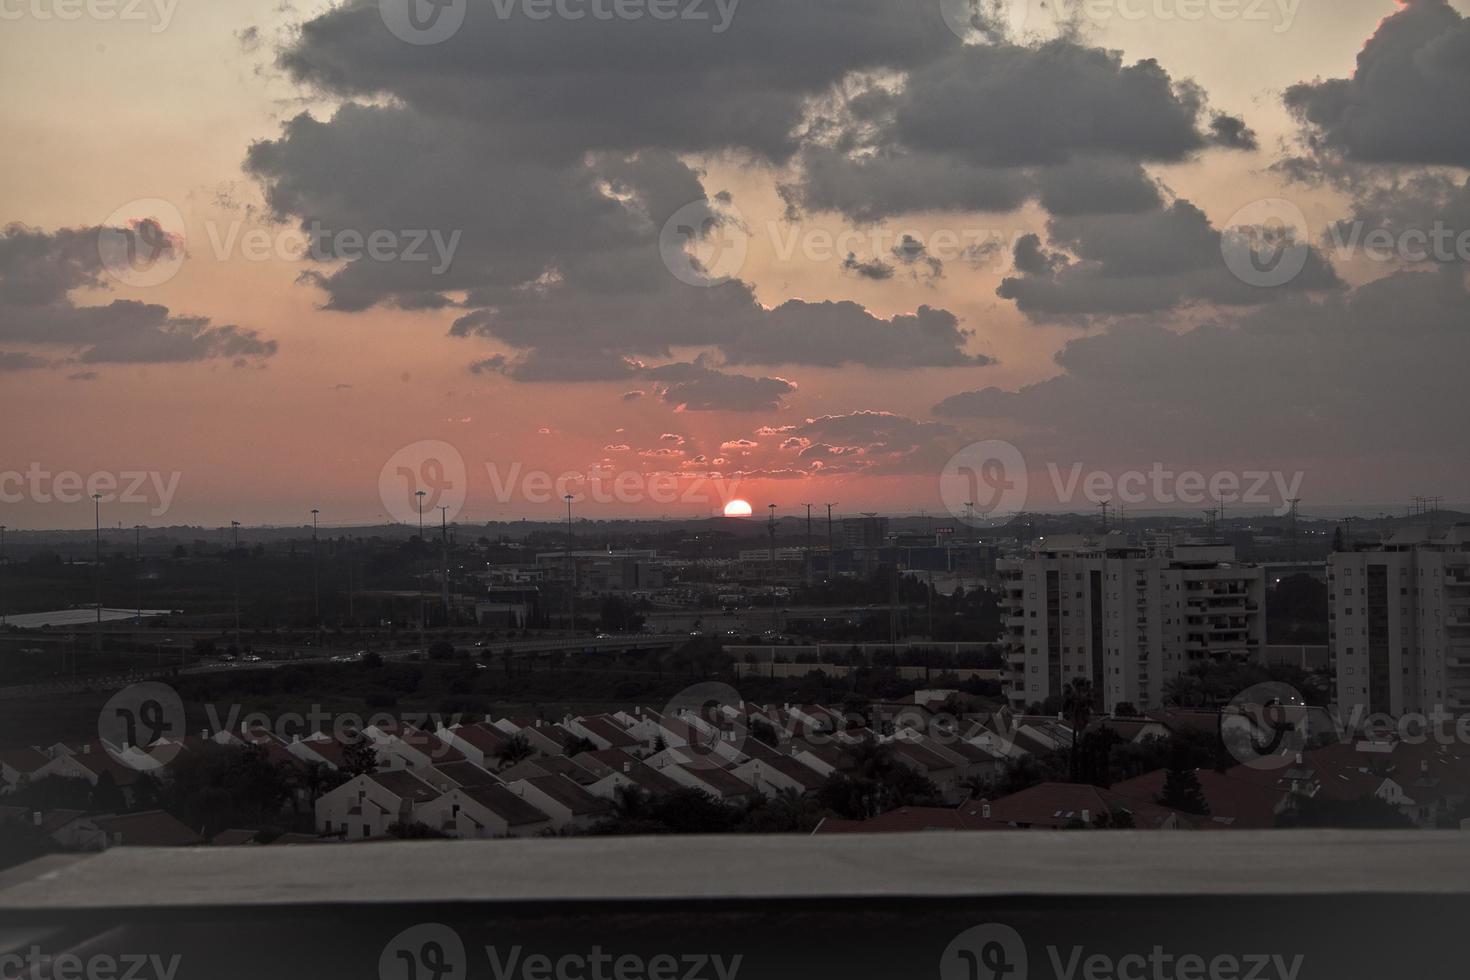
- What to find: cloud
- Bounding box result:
[645,362,797,413]
[276,0,956,163]
[937,262,1470,463]
[0,223,276,368]
[842,253,895,280]
[1284,0,1470,169]
[0,351,49,371]
[788,41,1251,221]
[996,200,1341,321]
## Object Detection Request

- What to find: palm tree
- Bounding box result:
[1062,678,1094,783]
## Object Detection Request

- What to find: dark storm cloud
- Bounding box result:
[996,200,1341,321]
[1284,0,1470,169]
[788,41,1249,220]
[277,0,959,162]
[0,223,277,368]
[249,0,1259,394]
[937,263,1470,460]
[1035,157,1163,217]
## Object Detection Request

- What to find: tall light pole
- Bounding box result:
[801,503,814,587]
[311,508,321,649]
[439,505,450,626]
[767,505,778,634]
[231,520,242,650]
[0,524,7,629]
[92,493,102,655]
[415,490,426,650]
[564,494,575,632]
[134,525,143,627]
[825,503,837,580]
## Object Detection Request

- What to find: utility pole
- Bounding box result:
[440,506,450,626]
[1202,507,1218,544]
[564,494,575,632]
[92,493,102,655]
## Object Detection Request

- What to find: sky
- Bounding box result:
[0,0,1467,530]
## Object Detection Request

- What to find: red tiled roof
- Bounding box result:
[91,810,203,847]
[461,784,551,827]
[451,723,512,756]
[521,774,613,816]
[814,805,1011,834]
[0,747,50,774]
[367,769,441,804]
[984,782,1199,830]
[432,761,501,788]
[577,716,640,749]
[1111,768,1284,828]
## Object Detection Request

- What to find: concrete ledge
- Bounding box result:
[4,830,1467,911]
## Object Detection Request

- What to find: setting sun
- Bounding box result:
[723,499,754,518]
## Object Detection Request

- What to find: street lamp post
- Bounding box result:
[311,509,321,649]
[92,493,102,655]
[564,494,575,632]
[231,520,242,651]
[0,524,7,629]
[416,490,426,652]
[440,506,450,626]
[134,525,143,627]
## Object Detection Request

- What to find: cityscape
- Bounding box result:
[2,0,1469,975]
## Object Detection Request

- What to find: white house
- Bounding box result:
[315,770,441,840]
[417,783,553,838]
[504,774,613,832]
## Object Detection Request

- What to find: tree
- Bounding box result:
[496,734,533,769]
[1278,794,1413,829]
[88,770,126,813]
[341,736,378,776]
[1062,678,1094,783]
[1332,526,1345,552]
[562,735,598,757]
[1156,745,1210,815]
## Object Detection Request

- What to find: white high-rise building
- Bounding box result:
[1329,525,1470,720]
[999,533,1267,712]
